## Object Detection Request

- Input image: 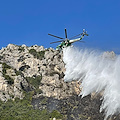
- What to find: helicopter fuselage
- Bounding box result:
[56,35,84,50]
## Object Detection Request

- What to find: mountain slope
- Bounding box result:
[0,44,119,120]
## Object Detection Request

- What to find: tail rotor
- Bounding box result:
[82,29,88,36]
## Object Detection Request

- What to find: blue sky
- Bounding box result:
[0,0,120,53]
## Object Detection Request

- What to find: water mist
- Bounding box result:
[63,46,120,119]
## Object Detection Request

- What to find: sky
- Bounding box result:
[0,0,120,53]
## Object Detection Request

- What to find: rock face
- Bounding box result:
[0,44,119,120]
[0,44,81,102]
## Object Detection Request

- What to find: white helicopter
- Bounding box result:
[48,28,88,50]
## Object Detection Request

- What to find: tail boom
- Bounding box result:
[69,36,84,43]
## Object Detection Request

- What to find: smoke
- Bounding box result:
[63,46,120,120]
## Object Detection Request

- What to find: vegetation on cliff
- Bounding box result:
[0,44,119,120]
[0,92,64,120]
[29,49,45,60]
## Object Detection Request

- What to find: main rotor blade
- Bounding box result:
[79,41,85,43]
[69,33,83,40]
[48,33,64,39]
[50,40,64,44]
[65,28,67,38]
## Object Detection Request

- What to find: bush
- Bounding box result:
[0,55,3,60]
[14,69,23,76]
[4,75,14,85]
[50,110,63,119]
[0,92,64,120]
[29,49,45,60]
[25,75,42,94]
[0,62,14,85]
[26,75,42,89]
[18,46,25,52]
[29,49,37,56]
[2,62,11,74]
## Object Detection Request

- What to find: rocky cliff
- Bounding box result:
[0,44,81,101]
[0,44,119,120]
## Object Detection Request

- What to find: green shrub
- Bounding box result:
[4,74,14,85]
[38,51,45,59]
[0,55,3,60]
[25,75,42,94]
[29,49,45,60]
[0,62,14,85]
[2,62,11,74]
[26,75,42,89]
[0,93,64,120]
[50,110,63,119]
[14,69,23,76]
[34,88,43,94]
[29,49,37,56]
[18,47,25,52]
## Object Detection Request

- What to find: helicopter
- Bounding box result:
[48,28,88,50]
